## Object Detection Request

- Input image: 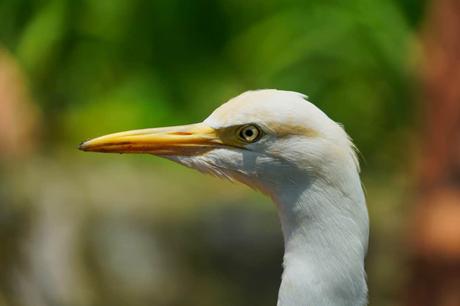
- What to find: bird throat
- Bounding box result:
[271,176,369,306]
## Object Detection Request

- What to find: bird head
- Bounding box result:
[79,90,359,196]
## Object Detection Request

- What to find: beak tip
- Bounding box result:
[78,140,89,151]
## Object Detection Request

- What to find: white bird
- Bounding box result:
[80,89,369,306]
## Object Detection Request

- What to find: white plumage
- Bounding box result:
[80,89,369,306]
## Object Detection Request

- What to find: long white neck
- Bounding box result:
[271,169,369,306]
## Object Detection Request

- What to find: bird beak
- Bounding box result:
[79,123,222,156]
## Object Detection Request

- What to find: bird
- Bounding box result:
[79,89,369,306]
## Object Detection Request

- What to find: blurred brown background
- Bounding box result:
[0,0,459,305]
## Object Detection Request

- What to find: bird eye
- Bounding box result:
[238,124,262,143]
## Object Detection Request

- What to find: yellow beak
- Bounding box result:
[79,123,222,155]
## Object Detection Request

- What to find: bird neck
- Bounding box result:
[271,172,368,306]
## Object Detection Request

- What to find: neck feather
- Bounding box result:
[271,171,368,306]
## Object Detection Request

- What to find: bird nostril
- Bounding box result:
[169,131,193,135]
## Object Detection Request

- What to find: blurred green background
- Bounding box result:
[0,0,429,305]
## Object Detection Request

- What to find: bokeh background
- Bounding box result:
[1,0,459,305]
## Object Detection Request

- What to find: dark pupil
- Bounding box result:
[244,129,254,138]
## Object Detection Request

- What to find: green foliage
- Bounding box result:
[0,0,423,164]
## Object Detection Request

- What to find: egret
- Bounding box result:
[80,89,369,306]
